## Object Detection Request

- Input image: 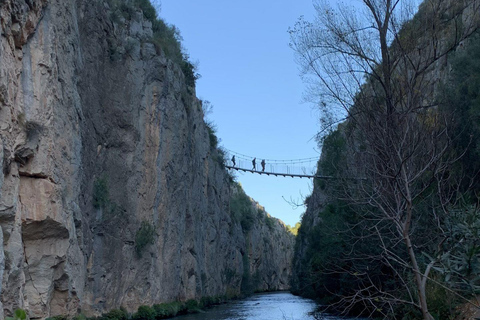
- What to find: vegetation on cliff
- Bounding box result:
[106,0,199,86]
[290,0,480,319]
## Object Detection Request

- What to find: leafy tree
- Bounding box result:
[286,222,301,236]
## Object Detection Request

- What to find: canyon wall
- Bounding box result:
[0,1,294,318]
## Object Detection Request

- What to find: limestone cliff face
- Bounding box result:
[0,1,294,318]
[247,213,293,292]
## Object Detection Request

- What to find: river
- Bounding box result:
[173,291,356,320]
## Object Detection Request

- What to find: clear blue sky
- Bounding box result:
[160,0,319,226]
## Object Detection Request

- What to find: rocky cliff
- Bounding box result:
[0,1,294,318]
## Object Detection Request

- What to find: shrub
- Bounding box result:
[152,302,184,318]
[92,177,124,220]
[97,308,128,320]
[119,2,135,19]
[185,299,199,312]
[134,0,158,23]
[206,122,218,149]
[132,305,155,320]
[93,177,109,209]
[286,222,301,236]
[152,304,169,318]
[199,296,214,308]
[135,221,155,257]
[199,295,225,308]
[107,0,199,87]
[180,58,198,87]
[265,216,275,230]
[6,309,28,320]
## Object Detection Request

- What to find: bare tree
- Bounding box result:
[290,0,479,319]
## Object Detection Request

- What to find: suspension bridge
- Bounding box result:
[224,149,332,179]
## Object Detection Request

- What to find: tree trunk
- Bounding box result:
[403,202,434,320]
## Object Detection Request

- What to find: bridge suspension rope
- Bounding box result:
[224,149,319,164]
[225,149,323,179]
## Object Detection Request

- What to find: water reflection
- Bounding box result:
[173,292,350,320]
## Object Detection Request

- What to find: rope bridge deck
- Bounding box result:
[225,165,334,179]
[225,149,328,179]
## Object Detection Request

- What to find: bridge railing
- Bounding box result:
[225,156,318,177]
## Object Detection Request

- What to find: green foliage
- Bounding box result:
[152,302,183,318]
[426,278,460,320]
[257,206,265,217]
[199,295,226,309]
[230,183,256,232]
[151,300,203,318]
[134,0,157,22]
[293,129,407,316]
[96,308,128,320]
[201,101,233,176]
[135,221,155,258]
[296,203,352,298]
[440,32,480,193]
[6,309,28,320]
[317,129,347,177]
[132,305,155,320]
[180,58,198,87]
[293,49,480,314]
[206,122,218,150]
[93,177,124,219]
[286,222,301,236]
[185,299,199,312]
[93,177,109,209]
[15,310,27,320]
[291,6,480,318]
[211,141,232,181]
[264,215,275,230]
[136,0,199,87]
[434,205,480,294]
[106,0,199,86]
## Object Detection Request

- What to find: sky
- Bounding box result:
[160,0,320,226]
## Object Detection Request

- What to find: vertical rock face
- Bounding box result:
[247,214,294,292]
[0,0,294,318]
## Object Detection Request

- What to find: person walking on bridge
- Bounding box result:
[231,155,236,167]
[252,158,256,171]
[261,159,266,172]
